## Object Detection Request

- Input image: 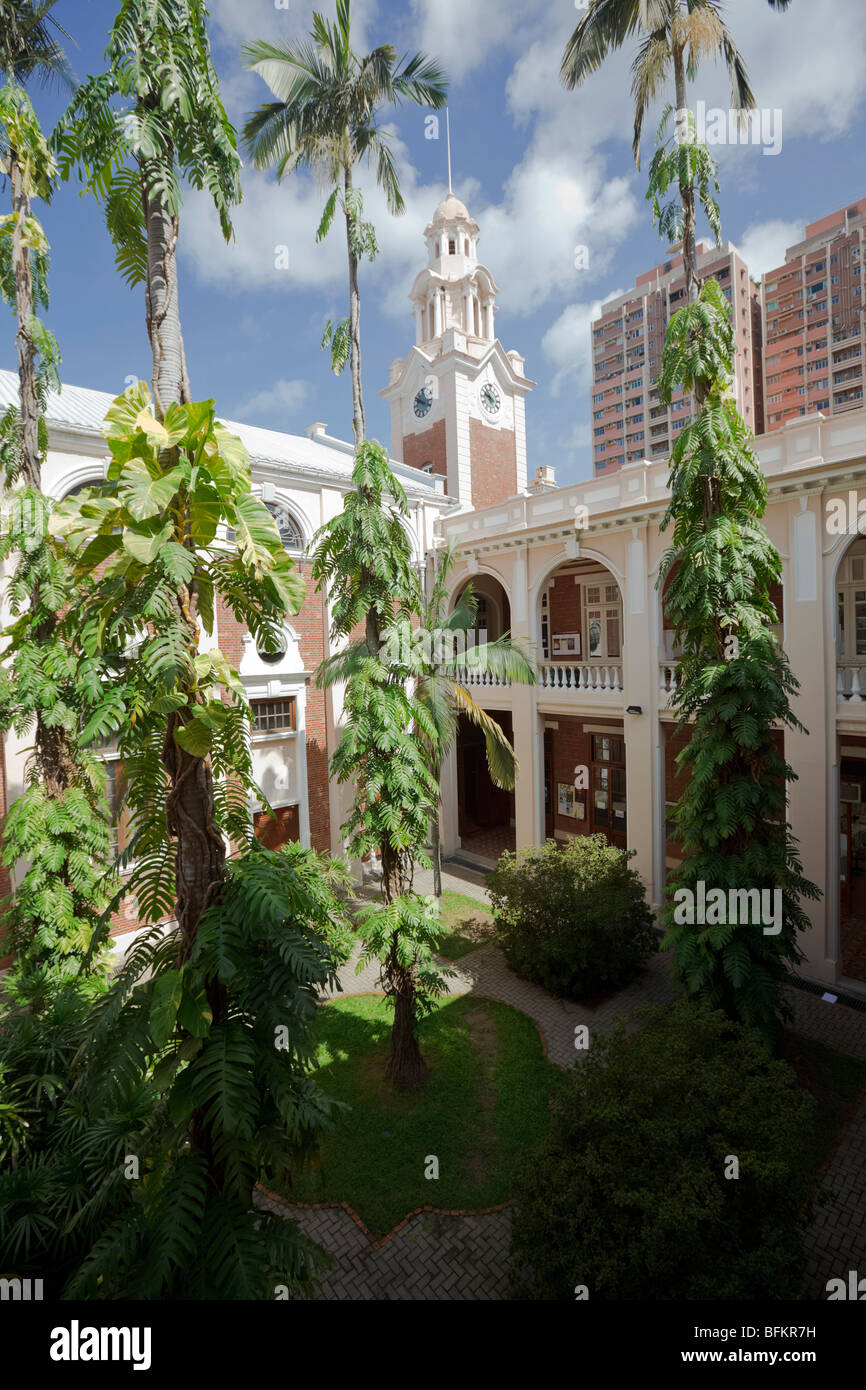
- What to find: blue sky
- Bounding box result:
[16,0,866,484]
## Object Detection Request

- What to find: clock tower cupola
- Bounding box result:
[381,191,534,510]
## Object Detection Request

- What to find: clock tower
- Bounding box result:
[381,192,534,510]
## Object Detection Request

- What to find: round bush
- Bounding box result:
[487,835,656,999]
[510,998,816,1300]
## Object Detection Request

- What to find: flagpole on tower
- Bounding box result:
[446,106,452,194]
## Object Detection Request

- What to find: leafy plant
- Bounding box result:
[54,0,241,413]
[396,543,536,896]
[313,440,449,1088]
[487,835,656,1000]
[11,385,355,1297]
[0,844,351,1298]
[647,127,819,1035]
[0,64,115,1008]
[243,0,447,445]
[510,998,815,1300]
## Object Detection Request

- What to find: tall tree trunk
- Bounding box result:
[142,162,190,418]
[344,163,365,448]
[432,794,442,899]
[384,950,428,1091]
[139,147,226,1161]
[673,45,699,309]
[9,148,40,489]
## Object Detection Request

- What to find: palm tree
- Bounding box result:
[242,0,447,448]
[0,0,71,487]
[561,0,754,303]
[413,548,536,896]
[55,0,240,417]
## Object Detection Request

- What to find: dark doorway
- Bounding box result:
[456,710,516,861]
[544,729,554,839]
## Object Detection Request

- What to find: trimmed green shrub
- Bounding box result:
[487,835,655,999]
[510,998,816,1300]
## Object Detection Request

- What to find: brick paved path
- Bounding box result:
[260,869,866,1301]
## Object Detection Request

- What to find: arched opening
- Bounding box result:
[456,710,515,864]
[450,573,515,864]
[538,557,623,676]
[453,572,510,644]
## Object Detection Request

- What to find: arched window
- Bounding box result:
[62,477,104,500]
[227,501,305,552]
[448,237,456,255]
[267,502,304,552]
[464,238,470,255]
[435,240,440,257]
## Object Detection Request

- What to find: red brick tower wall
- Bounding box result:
[468,418,517,508]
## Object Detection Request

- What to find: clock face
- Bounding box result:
[413,386,433,418]
[480,382,501,415]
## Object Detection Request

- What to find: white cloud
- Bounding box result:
[733,218,803,281]
[408,0,533,84]
[232,377,309,425]
[541,289,625,396]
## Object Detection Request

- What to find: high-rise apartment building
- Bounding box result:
[763,197,866,432]
[590,240,763,476]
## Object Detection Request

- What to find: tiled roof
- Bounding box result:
[0,368,443,497]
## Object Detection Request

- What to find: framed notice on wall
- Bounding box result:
[557,783,575,817]
[552,633,581,656]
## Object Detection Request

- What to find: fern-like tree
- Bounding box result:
[0,0,70,484]
[34,387,349,1296]
[648,129,819,1036]
[561,0,755,303]
[54,0,241,415]
[242,0,447,446]
[0,15,115,1005]
[313,441,450,1089]
[398,545,536,897]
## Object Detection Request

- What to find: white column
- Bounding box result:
[464,287,472,335]
[415,303,423,344]
[441,745,459,856]
[433,291,442,337]
[485,299,495,340]
[296,694,311,849]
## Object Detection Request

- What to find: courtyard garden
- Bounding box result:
[276,992,566,1236]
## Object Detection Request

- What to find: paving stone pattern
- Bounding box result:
[261,869,866,1301]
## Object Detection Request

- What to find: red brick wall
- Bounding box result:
[218,573,331,855]
[549,715,623,838]
[254,804,300,849]
[403,419,447,477]
[469,418,517,508]
[548,576,582,658]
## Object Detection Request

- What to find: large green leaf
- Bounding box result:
[120,458,187,520]
[122,520,173,565]
[150,969,183,1048]
[232,492,281,576]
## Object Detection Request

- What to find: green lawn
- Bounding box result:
[277,993,566,1237]
[435,889,496,960]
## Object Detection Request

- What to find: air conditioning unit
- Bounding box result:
[841,782,862,804]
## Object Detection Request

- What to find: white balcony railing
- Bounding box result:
[539,662,623,693]
[453,666,512,689]
[838,661,866,702]
[659,662,680,698]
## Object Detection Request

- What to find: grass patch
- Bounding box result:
[782,1030,866,1180]
[277,993,565,1237]
[435,890,495,960]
